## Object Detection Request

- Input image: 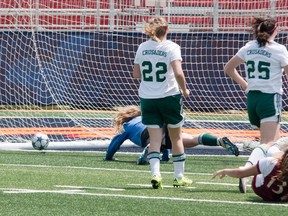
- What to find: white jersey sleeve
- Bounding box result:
[258,157,277,177]
[236,40,288,94]
[279,45,288,67]
[170,44,182,62]
[134,44,142,65]
[254,157,277,187]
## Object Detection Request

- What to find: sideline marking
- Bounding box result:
[1,188,287,207]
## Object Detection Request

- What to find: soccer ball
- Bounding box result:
[31,133,50,150]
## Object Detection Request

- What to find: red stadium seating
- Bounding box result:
[276,16,288,31]
[0,0,19,8]
[169,16,212,26]
[0,15,31,29]
[0,0,287,31]
[218,17,251,30]
[38,15,109,29]
[276,1,288,9]
[0,0,110,9]
[170,0,281,9]
[170,0,214,7]
[0,16,15,25]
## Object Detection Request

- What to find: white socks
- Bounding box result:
[245,144,267,166]
[149,158,160,177]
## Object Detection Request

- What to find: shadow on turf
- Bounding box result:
[102,158,137,164]
[181,188,241,194]
[246,196,286,204]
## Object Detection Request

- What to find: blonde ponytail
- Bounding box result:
[144,17,168,41]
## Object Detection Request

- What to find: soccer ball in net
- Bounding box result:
[31,133,50,150]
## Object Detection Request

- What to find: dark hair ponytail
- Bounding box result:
[252,17,277,47]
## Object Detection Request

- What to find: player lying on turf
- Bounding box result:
[104,105,239,164]
[212,137,288,201]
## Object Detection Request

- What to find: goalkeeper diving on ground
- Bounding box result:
[104,105,239,164]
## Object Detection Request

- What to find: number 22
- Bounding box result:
[142,61,167,82]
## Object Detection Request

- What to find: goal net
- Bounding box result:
[0,0,287,151]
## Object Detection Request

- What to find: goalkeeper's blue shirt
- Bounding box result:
[105,116,147,160]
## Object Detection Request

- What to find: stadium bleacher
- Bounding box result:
[0,0,287,31]
[169,0,273,9]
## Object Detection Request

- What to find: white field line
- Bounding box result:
[128,182,250,188]
[0,148,248,157]
[58,182,246,189]
[55,185,125,191]
[1,187,288,207]
[1,188,83,194]
[0,148,250,157]
[128,184,196,189]
[2,164,277,206]
[196,182,251,187]
[0,163,212,176]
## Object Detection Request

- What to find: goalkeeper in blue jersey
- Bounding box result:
[104,105,239,163]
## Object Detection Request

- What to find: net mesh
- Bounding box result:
[0,0,287,150]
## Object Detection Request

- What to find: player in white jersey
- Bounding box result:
[134,37,182,99]
[212,138,288,202]
[133,17,191,189]
[223,17,288,193]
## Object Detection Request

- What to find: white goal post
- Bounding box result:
[0,0,287,151]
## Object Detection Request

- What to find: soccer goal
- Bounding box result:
[0,0,287,151]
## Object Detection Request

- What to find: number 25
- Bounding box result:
[246,60,271,80]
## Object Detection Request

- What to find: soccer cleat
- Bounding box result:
[219,137,239,156]
[243,140,260,152]
[173,176,192,187]
[239,177,248,193]
[136,146,149,165]
[151,175,163,189]
[103,157,118,161]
